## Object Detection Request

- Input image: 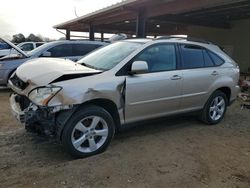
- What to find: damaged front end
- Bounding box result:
[8,72,77,137]
[8,55,128,140]
[9,92,75,136]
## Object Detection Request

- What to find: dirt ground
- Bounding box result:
[0,88,250,188]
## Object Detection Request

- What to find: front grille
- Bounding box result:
[10,73,28,90]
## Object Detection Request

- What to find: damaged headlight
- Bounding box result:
[28,86,62,106]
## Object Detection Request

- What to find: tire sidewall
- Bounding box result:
[62,105,115,158]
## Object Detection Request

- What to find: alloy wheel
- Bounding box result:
[209,96,225,121]
[71,116,108,153]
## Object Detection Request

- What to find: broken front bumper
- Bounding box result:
[9,93,76,137]
[9,93,56,134]
[9,93,25,124]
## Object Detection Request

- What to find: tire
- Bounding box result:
[201,90,228,125]
[62,105,115,158]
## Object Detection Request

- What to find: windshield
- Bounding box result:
[78,41,142,70]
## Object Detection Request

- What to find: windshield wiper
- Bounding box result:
[81,62,106,71]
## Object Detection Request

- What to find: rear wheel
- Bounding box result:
[201,90,228,125]
[62,105,115,158]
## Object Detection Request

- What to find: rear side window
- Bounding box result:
[72,44,102,56]
[181,45,204,69]
[207,51,224,66]
[36,43,44,48]
[48,44,73,57]
[180,44,222,69]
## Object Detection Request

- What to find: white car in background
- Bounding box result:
[0,42,45,58]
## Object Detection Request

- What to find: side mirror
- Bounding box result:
[130,61,148,74]
[41,51,51,57]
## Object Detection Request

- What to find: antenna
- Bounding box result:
[74,7,79,18]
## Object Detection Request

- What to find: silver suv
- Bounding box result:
[9,37,240,158]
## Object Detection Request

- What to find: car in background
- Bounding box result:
[18,42,45,51]
[0,42,45,58]
[0,42,11,50]
[0,38,106,86]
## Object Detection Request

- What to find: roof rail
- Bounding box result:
[156,35,212,44]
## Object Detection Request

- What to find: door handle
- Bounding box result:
[171,75,182,80]
[211,71,219,76]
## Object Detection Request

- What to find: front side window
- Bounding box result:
[134,43,176,72]
[48,44,73,57]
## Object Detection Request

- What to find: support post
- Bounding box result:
[101,32,104,42]
[89,23,95,41]
[66,29,70,40]
[136,8,146,38]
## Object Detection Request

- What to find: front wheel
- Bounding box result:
[201,90,228,125]
[62,105,115,158]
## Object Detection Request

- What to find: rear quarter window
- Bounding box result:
[207,51,224,66]
[203,50,214,67]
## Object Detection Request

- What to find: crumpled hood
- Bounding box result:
[16,58,101,86]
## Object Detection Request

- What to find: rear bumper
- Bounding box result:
[229,85,240,106]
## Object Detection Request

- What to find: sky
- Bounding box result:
[0,0,122,40]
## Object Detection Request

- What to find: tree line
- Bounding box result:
[12,33,51,43]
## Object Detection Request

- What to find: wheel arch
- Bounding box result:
[8,69,16,79]
[56,98,121,141]
[78,98,121,130]
[215,86,231,104]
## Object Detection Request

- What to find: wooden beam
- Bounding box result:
[180,1,250,17]
[146,0,248,18]
[92,12,137,25]
[153,15,231,29]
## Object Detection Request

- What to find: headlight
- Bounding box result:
[28,86,62,106]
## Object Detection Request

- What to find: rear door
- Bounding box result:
[125,43,183,123]
[46,43,74,60]
[179,44,221,111]
[71,43,102,61]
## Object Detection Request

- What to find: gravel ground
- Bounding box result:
[0,88,250,188]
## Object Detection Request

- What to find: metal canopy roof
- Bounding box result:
[54,0,250,35]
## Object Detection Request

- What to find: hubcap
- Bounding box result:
[71,116,108,153]
[209,96,225,121]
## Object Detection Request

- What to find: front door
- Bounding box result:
[125,43,182,123]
